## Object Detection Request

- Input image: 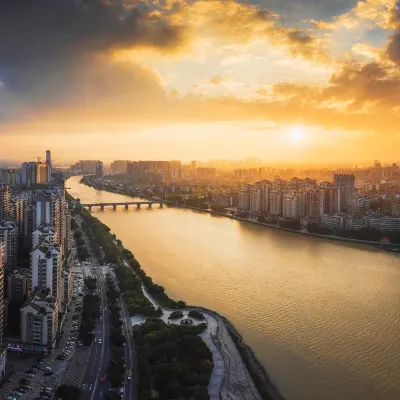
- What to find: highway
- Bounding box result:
[80,267,110,400]
[108,268,136,400]
[74,216,135,399]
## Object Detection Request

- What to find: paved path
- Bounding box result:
[121,261,262,400]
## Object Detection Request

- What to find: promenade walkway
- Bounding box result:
[127,266,262,400]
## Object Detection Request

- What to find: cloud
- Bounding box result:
[311,0,398,30]
[165,0,329,62]
[0,0,187,116]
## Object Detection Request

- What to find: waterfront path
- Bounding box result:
[118,261,263,400]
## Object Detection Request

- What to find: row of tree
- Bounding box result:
[106,274,125,393]
[79,279,101,345]
[135,319,212,400]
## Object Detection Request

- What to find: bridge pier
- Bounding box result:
[148,203,152,208]
[100,205,104,210]
[113,205,117,210]
[125,204,129,210]
[159,203,163,208]
[88,206,92,211]
[137,204,141,209]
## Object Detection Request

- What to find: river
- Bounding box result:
[67,176,400,400]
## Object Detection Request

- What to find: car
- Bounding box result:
[31,364,40,369]
[98,338,102,344]
[99,377,105,383]
[20,378,30,384]
[25,373,34,377]
[42,367,52,371]
[7,397,17,400]
[44,371,53,376]
[10,391,23,396]
[18,387,27,393]
[119,388,125,394]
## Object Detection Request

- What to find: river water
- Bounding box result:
[67,176,400,400]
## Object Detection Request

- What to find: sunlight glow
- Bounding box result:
[290,127,304,142]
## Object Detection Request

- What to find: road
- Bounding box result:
[108,268,136,400]
[75,215,135,399]
[80,267,110,400]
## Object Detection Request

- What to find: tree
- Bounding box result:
[56,384,82,399]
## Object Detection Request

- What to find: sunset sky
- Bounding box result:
[1,0,400,164]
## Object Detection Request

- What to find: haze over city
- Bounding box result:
[1,0,400,163]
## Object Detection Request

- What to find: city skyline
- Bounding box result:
[1,0,400,163]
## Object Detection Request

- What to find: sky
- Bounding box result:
[1,0,400,165]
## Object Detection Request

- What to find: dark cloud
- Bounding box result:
[387,32,400,63]
[0,0,185,115]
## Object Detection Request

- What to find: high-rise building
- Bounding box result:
[334,174,355,212]
[0,221,19,273]
[21,162,38,187]
[0,168,21,187]
[31,241,62,306]
[0,240,6,377]
[23,205,36,251]
[0,182,11,220]
[46,150,52,183]
[61,269,74,311]
[127,161,139,179]
[307,190,325,218]
[323,188,340,214]
[36,162,49,184]
[46,150,51,165]
[8,269,31,304]
[95,161,104,179]
[72,160,100,174]
[64,210,72,254]
[110,160,129,174]
[34,187,65,247]
[249,186,260,215]
[269,190,283,216]
[256,181,272,214]
[32,225,55,250]
[238,186,250,211]
[20,291,59,354]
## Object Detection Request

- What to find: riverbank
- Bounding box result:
[71,187,283,400]
[80,176,400,251]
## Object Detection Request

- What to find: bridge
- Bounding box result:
[81,201,164,211]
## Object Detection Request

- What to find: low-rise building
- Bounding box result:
[321,213,346,229]
[20,290,59,354]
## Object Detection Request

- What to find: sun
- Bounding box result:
[290,127,304,142]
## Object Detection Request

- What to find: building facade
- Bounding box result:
[31,242,62,306]
[8,269,31,304]
[0,220,19,273]
[334,174,355,212]
[0,183,11,220]
[20,291,59,353]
